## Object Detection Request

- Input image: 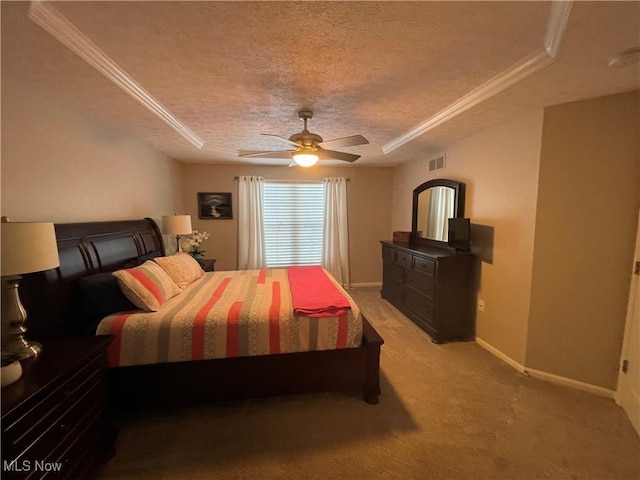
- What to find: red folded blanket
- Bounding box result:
[287,266,351,318]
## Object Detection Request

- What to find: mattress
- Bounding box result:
[96,268,362,367]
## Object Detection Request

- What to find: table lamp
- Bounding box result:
[162,214,192,252]
[1,217,60,359]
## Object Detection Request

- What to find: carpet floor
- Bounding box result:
[93,287,640,480]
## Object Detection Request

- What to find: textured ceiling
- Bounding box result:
[2,1,639,166]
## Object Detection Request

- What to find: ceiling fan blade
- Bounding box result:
[261,133,301,148]
[317,150,361,163]
[318,135,369,150]
[238,150,294,159]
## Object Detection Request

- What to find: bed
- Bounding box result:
[21,218,384,408]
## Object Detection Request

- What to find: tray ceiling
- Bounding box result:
[2,1,639,166]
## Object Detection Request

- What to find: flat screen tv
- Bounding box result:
[447,218,471,252]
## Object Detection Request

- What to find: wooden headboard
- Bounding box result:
[21,218,165,341]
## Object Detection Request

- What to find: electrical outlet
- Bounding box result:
[478,299,485,312]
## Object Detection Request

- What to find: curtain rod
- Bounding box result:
[234,177,349,181]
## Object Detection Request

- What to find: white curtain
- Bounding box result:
[237,176,266,270]
[322,177,350,287]
[427,187,454,241]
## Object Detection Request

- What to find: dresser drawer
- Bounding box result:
[4,354,105,452]
[405,270,434,298]
[395,250,412,270]
[382,264,403,301]
[404,288,435,326]
[11,373,104,465]
[55,406,106,480]
[413,256,435,276]
[11,404,105,480]
[47,401,105,471]
[383,262,403,284]
[382,246,395,263]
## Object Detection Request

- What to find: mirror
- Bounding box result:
[412,179,465,247]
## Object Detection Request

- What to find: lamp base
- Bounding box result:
[5,339,42,361]
[1,276,42,361]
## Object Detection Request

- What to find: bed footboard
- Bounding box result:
[107,315,383,409]
[362,317,384,405]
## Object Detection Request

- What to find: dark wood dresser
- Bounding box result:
[381,241,475,343]
[1,336,115,479]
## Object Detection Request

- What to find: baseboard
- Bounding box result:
[475,337,616,399]
[475,337,527,373]
[351,282,382,288]
[615,385,640,435]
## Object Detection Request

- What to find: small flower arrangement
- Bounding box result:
[180,229,210,260]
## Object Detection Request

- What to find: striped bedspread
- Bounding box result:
[96,268,362,367]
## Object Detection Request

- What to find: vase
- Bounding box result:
[191,252,205,266]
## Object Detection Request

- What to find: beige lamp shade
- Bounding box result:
[1,221,60,276]
[162,215,193,235]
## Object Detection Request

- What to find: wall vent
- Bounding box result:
[428,155,446,172]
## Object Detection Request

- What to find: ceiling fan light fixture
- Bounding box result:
[292,151,319,167]
[239,110,368,165]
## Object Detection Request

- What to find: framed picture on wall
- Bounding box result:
[198,192,233,219]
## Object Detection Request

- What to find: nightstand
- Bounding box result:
[1,336,115,479]
[201,258,216,272]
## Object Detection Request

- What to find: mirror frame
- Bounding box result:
[411,179,466,249]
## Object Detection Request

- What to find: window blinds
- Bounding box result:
[263,181,324,268]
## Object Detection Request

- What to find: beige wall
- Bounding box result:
[392,110,544,364]
[1,75,184,224]
[527,91,640,389]
[180,164,393,284]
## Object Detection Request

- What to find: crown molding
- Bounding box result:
[28,0,205,150]
[544,0,573,57]
[382,50,554,153]
[383,0,573,154]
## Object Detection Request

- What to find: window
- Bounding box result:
[263,181,324,268]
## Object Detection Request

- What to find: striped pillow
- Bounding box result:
[113,260,182,312]
[154,253,205,289]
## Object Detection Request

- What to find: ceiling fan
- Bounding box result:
[239,110,369,167]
